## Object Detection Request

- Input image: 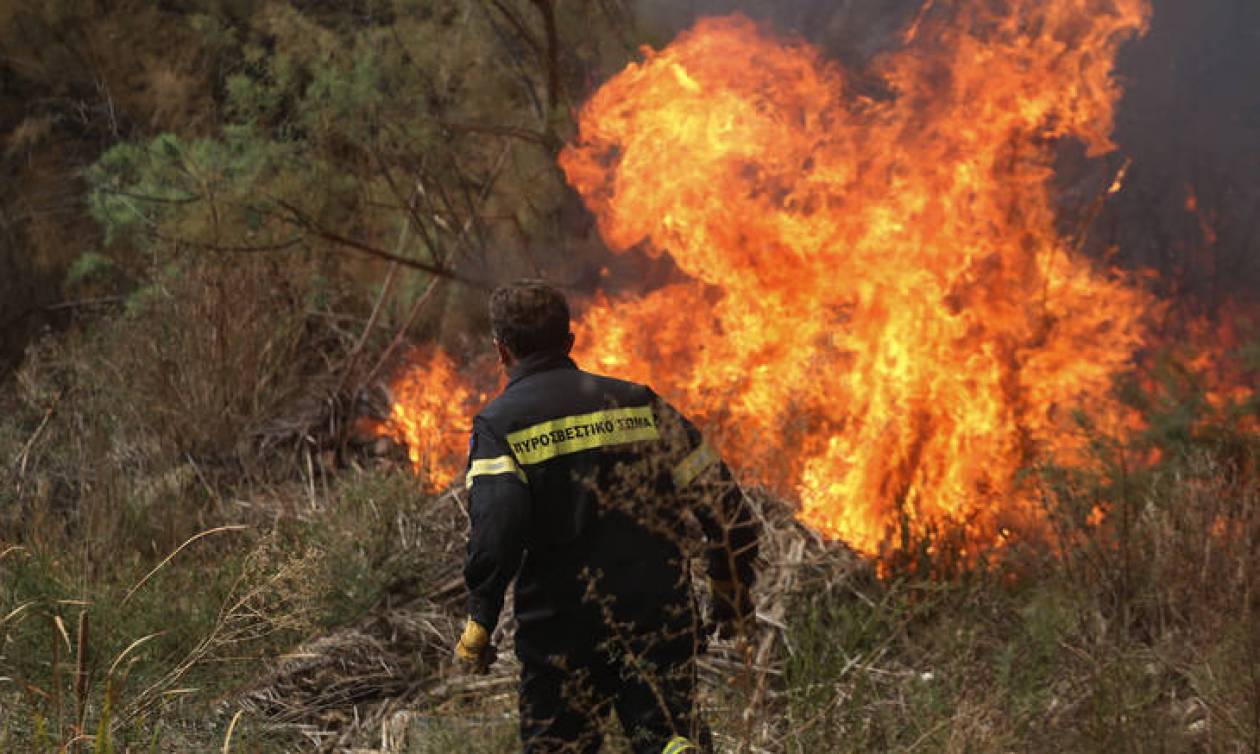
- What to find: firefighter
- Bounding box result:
[453,280,760,754]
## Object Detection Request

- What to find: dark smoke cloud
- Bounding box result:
[1105,0,1260,310]
[632,0,921,63]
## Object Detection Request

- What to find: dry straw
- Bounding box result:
[222,709,245,753]
[122,525,249,606]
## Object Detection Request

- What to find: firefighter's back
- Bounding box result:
[457,281,751,753]
[476,354,693,651]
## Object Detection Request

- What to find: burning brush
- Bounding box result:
[375,0,1255,569]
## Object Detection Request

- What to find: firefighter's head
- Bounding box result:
[489,279,574,368]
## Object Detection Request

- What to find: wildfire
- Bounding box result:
[374,347,478,490]
[1166,303,1259,430]
[378,1,1225,562]
[562,3,1154,558]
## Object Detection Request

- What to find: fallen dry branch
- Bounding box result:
[225,486,871,752]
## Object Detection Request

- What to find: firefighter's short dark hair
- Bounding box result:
[489,279,571,358]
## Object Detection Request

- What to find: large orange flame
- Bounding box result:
[381,1,1199,562]
[561,5,1154,558]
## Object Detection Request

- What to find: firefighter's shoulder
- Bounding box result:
[465,410,527,490]
[486,368,665,467]
[571,367,656,407]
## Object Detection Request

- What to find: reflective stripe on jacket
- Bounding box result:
[463,350,759,635]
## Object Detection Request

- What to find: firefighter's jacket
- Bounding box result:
[462,350,759,651]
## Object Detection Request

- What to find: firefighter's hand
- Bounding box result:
[454,618,495,674]
[710,578,754,639]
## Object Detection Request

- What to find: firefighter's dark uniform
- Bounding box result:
[463,350,759,754]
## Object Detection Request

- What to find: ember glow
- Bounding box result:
[1173,305,1259,432]
[384,1,1184,560]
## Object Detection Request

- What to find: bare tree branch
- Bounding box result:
[370,141,445,268]
[477,0,545,119]
[436,118,549,145]
[528,0,563,110]
[171,234,306,254]
[485,0,543,57]
[273,200,491,291]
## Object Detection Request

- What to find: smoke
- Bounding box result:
[631,0,921,63]
[1105,0,1260,310]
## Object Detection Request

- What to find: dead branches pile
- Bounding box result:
[227,487,869,753]
[219,479,462,749]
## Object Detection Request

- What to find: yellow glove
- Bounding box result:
[662,735,700,753]
[454,618,494,673]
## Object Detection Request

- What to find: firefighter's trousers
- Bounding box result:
[516,620,710,754]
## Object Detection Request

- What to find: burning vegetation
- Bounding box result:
[561,5,1153,562]
[2,1,1258,750]
[374,346,481,490]
[381,0,1255,567]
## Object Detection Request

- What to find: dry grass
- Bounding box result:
[206,486,866,752]
[3,435,1257,752]
[1,242,1256,752]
